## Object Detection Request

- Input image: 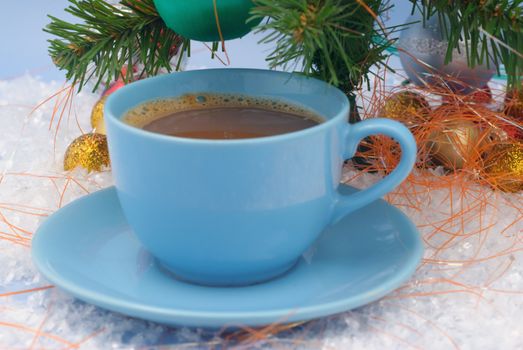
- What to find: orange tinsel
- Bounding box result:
[357,85,523,192]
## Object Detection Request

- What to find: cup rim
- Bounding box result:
[105,68,350,145]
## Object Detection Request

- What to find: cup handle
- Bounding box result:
[331,118,417,224]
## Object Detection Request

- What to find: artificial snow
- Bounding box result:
[0,74,521,349]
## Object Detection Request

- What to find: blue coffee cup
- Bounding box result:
[105,69,417,286]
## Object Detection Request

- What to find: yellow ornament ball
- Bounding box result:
[91,96,107,134]
[380,91,430,128]
[483,143,523,193]
[64,133,110,172]
[428,120,483,170]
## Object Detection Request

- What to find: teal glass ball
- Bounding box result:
[153,0,262,42]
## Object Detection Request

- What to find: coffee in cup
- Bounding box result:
[122,94,323,140]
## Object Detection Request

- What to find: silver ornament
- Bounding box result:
[397,11,495,94]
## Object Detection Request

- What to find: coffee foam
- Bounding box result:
[122,93,324,128]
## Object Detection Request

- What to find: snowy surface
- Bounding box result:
[0,74,522,349]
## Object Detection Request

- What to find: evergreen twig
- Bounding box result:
[46,0,522,95]
[45,0,186,91]
[250,0,399,121]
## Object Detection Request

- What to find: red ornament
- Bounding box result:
[502,88,523,140]
[102,65,138,96]
[103,80,126,96]
[441,85,492,105]
[500,122,523,140]
[467,85,492,104]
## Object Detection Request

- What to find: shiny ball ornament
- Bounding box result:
[428,118,483,170]
[497,121,523,141]
[483,143,523,192]
[90,96,107,134]
[466,85,493,104]
[398,11,495,94]
[102,80,126,97]
[380,91,430,128]
[153,0,262,42]
[64,133,110,172]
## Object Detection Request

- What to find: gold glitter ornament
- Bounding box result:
[483,143,523,193]
[90,96,107,134]
[380,91,430,128]
[64,133,110,172]
[428,120,483,170]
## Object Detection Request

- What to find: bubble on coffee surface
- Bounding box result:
[123,93,324,128]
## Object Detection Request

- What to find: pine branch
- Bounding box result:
[45,0,186,91]
[410,0,523,90]
[251,0,397,97]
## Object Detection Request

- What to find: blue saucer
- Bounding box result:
[32,186,423,328]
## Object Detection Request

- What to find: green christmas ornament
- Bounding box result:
[153,0,262,42]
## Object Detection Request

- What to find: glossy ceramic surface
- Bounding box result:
[105,69,417,286]
[32,186,423,328]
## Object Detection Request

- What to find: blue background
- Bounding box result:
[0,1,412,82]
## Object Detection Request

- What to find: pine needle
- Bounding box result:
[45,0,185,92]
